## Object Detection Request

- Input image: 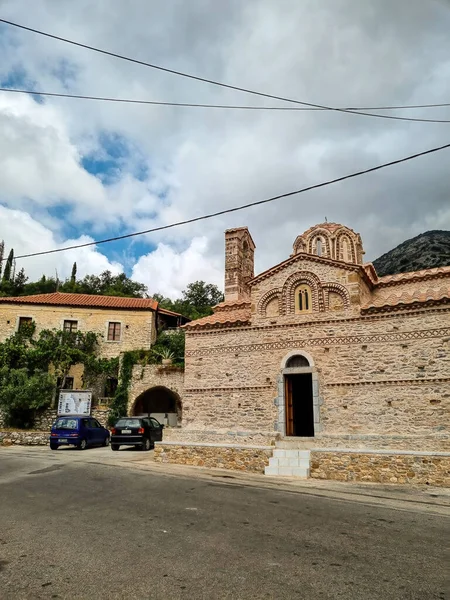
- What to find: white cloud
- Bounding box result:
[131,237,223,298]
[0,206,123,281]
[0,0,449,296]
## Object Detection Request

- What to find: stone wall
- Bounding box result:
[184,302,450,450]
[0,303,156,360]
[0,431,48,446]
[310,449,450,487]
[154,442,272,473]
[33,407,111,430]
[128,364,185,416]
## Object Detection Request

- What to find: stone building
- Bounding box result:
[155,223,450,485]
[0,292,187,415]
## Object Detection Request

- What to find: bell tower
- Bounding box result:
[224,227,255,302]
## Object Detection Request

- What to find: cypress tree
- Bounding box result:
[2,249,14,282]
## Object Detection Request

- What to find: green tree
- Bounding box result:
[11,268,28,295]
[152,281,223,320]
[2,249,13,282]
[0,367,55,429]
[70,262,77,289]
[0,326,118,428]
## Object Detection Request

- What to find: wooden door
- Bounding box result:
[285,376,294,436]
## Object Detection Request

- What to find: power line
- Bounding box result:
[6,141,450,262]
[0,18,447,125]
[1,87,450,123]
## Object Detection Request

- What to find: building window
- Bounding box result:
[107,322,121,341]
[316,238,323,257]
[295,285,312,314]
[18,316,33,332]
[104,377,118,398]
[63,320,78,333]
[57,376,74,390]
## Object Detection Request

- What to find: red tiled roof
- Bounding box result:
[376,266,450,286]
[183,303,251,330]
[362,284,450,312]
[301,222,361,237]
[213,300,251,311]
[0,292,159,311]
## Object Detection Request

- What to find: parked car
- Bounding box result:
[49,416,110,450]
[110,417,163,451]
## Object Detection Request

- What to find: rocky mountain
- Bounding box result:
[372,230,450,277]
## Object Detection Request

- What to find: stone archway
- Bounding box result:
[132,386,182,427]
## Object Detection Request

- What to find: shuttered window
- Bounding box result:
[107,322,121,341]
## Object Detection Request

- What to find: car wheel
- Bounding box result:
[142,437,151,451]
[50,443,58,451]
[111,444,120,451]
[102,436,110,447]
[78,438,87,450]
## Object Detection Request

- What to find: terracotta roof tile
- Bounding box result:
[362,284,450,311]
[301,222,361,237]
[184,308,251,329]
[213,300,251,311]
[0,292,159,311]
[377,266,450,286]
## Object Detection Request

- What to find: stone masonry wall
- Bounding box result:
[128,364,185,414]
[154,442,272,473]
[184,293,450,449]
[1,431,48,446]
[0,303,156,359]
[310,450,450,487]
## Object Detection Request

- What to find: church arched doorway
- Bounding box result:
[132,386,182,427]
[283,353,315,437]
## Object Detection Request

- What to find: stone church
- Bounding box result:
[158,222,450,484]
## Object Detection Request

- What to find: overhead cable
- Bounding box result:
[0,18,447,124]
[1,87,450,123]
[5,141,450,262]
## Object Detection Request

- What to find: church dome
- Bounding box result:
[292,222,364,265]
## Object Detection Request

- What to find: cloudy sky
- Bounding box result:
[1,0,449,297]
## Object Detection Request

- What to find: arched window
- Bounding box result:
[316,238,323,256]
[295,284,312,313]
[341,238,349,262]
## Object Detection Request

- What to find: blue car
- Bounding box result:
[49,416,110,450]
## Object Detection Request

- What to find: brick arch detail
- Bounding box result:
[292,236,306,255]
[282,271,324,314]
[335,231,357,264]
[322,282,351,309]
[257,288,282,316]
[306,230,331,258]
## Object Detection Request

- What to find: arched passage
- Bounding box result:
[132,386,182,427]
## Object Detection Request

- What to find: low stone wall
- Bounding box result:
[0,430,48,446]
[162,428,279,447]
[310,449,450,487]
[154,441,272,473]
[34,407,111,430]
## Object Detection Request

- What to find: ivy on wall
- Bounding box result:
[0,325,118,428]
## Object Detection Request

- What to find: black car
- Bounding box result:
[110,417,163,451]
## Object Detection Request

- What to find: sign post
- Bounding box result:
[57,390,92,416]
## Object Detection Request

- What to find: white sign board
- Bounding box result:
[57,390,92,416]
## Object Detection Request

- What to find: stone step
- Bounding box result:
[272,449,310,459]
[265,465,310,477]
[264,449,311,478]
[268,457,310,468]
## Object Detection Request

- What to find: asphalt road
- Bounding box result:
[0,447,448,600]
